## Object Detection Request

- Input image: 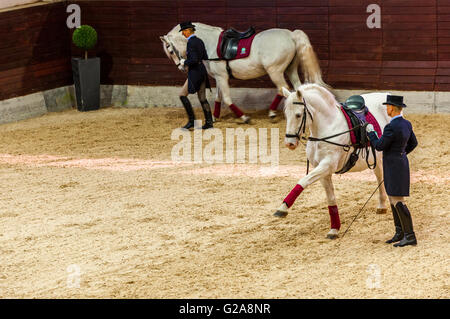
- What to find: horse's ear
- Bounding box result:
[160,36,167,44]
[296,89,303,100]
[281,87,291,98]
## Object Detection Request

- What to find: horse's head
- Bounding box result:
[159,33,187,70]
[282,87,307,150]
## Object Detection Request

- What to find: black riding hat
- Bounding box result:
[383,95,407,108]
[179,21,196,32]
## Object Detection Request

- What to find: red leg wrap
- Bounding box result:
[269,94,284,111]
[283,184,304,208]
[229,103,244,118]
[328,205,341,230]
[214,101,221,118]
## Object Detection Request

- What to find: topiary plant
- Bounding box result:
[72,25,98,60]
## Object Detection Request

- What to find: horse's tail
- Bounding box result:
[291,30,331,89]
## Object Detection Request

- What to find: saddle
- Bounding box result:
[341,95,369,148]
[220,27,256,60]
[336,95,373,174]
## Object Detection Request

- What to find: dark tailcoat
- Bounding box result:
[184,35,210,94]
[368,116,418,196]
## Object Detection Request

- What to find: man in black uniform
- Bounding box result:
[178,22,213,130]
[366,95,418,247]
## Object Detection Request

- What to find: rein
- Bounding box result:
[285,101,363,151]
[285,100,376,174]
[308,125,364,151]
[166,43,182,67]
[285,100,311,141]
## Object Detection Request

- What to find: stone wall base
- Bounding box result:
[1,85,448,125]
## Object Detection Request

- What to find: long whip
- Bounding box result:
[339,180,384,240]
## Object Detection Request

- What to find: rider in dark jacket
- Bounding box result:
[178,22,213,130]
[366,95,418,247]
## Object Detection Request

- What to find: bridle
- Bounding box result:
[285,98,376,174]
[165,42,182,67]
[285,99,313,142]
[285,99,365,152]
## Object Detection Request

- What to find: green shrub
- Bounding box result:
[72,25,98,59]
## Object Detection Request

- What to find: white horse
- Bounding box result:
[160,23,326,122]
[275,84,390,239]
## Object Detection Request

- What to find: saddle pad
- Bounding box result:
[340,106,382,145]
[216,31,256,60]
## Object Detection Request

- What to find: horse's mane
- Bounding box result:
[194,22,223,32]
[168,22,223,36]
[166,23,223,55]
[299,84,338,109]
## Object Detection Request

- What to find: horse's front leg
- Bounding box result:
[274,161,333,217]
[319,175,341,239]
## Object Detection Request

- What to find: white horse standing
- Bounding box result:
[275,84,390,239]
[160,23,326,122]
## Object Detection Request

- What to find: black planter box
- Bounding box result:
[71,57,100,112]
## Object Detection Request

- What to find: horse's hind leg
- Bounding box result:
[286,57,302,90]
[374,155,388,214]
[213,87,222,122]
[320,175,341,239]
[267,69,290,119]
[215,75,250,124]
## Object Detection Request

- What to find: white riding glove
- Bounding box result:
[366,124,375,133]
[179,59,185,66]
[178,64,185,71]
[366,124,378,138]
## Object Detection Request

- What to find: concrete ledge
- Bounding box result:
[101,85,128,108]
[0,92,47,125]
[125,85,277,111]
[124,86,447,114]
[334,89,436,114]
[1,85,449,125]
[435,92,450,113]
[43,86,74,112]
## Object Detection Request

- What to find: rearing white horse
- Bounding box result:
[160,23,327,122]
[275,84,390,239]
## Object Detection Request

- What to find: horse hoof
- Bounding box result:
[239,115,251,124]
[376,208,387,214]
[273,210,288,218]
[269,110,277,119]
[326,229,339,239]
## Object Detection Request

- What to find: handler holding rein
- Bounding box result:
[178,22,213,130]
[366,95,418,247]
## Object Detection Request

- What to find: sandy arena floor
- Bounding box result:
[0,106,448,298]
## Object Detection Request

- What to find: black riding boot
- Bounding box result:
[386,204,404,244]
[200,100,213,129]
[180,96,195,130]
[393,202,417,247]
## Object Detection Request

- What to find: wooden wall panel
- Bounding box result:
[381,0,437,91]
[0,2,72,101]
[2,0,450,102]
[437,0,450,90]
